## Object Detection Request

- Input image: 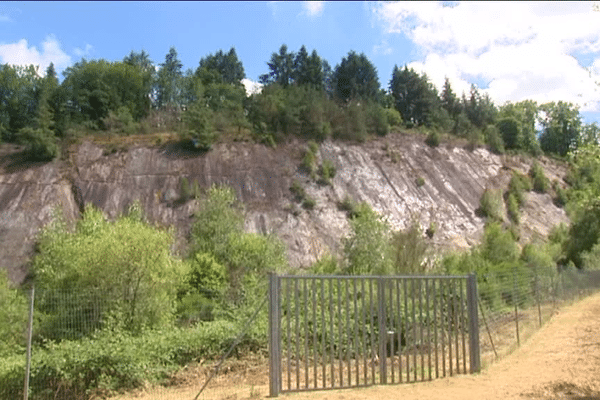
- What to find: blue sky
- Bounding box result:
[1,1,600,124]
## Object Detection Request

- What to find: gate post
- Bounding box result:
[466,274,481,373]
[377,278,387,384]
[269,273,281,397]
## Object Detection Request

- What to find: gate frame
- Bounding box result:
[268,273,480,397]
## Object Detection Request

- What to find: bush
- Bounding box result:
[290,179,306,202]
[390,221,430,274]
[484,124,505,154]
[425,130,440,147]
[529,161,549,193]
[17,126,60,161]
[0,270,27,358]
[416,176,426,187]
[101,106,139,135]
[302,145,317,178]
[553,180,567,207]
[319,159,336,186]
[507,170,532,207]
[506,192,520,224]
[182,103,215,151]
[302,196,316,210]
[477,188,504,221]
[337,194,358,218]
[385,107,403,127]
[179,176,191,202]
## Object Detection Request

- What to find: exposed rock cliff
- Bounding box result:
[0,133,569,284]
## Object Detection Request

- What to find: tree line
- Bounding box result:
[0,44,598,160]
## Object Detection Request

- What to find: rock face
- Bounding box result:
[0,134,569,284]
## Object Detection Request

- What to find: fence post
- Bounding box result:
[23,284,34,400]
[466,274,481,373]
[377,278,387,384]
[513,267,520,346]
[268,273,281,397]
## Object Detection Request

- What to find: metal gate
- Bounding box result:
[268,274,480,396]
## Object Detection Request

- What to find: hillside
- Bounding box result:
[0,133,568,284]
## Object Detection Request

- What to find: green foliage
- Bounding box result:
[480,222,520,265]
[179,176,191,202]
[343,203,391,275]
[390,221,430,274]
[337,194,358,218]
[0,321,252,400]
[182,102,215,151]
[197,47,245,85]
[385,107,403,127]
[333,50,381,103]
[529,161,549,193]
[552,180,567,208]
[32,203,184,338]
[319,158,336,186]
[497,117,522,150]
[484,124,505,154]
[506,192,520,225]
[389,65,440,127]
[507,170,532,207]
[61,59,151,125]
[309,254,339,274]
[191,185,244,258]
[0,64,41,142]
[156,47,184,108]
[302,144,318,178]
[477,188,504,221]
[538,101,582,156]
[416,176,426,187]
[425,129,440,147]
[0,270,27,357]
[302,196,316,210]
[290,179,306,202]
[101,106,139,135]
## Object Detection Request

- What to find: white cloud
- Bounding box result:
[373,1,600,111]
[0,14,12,22]
[302,1,324,18]
[74,43,93,58]
[0,35,71,75]
[242,78,263,96]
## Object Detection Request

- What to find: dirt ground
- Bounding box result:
[110,292,600,400]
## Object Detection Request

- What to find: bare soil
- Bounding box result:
[109,292,600,400]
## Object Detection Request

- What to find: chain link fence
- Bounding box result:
[477,267,600,368]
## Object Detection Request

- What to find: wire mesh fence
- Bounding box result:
[2,268,600,400]
[477,267,600,368]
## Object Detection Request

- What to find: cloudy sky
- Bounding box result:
[1,1,599,123]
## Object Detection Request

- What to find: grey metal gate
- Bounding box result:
[268,274,480,396]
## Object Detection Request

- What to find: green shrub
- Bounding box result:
[302,196,316,210]
[337,194,358,218]
[553,180,567,207]
[385,107,403,127]
[179,176,191,202]
[302,147,317,178]
[319,159,336,185]
[290,179,306,202]
[477,188,504,221]
[425,130,440,147]
[529,161,549,193]
[507,171,532,207]
[0,270,27,358]
[390,221,430,274]
[506,192,520,224]
[484,124,505,154]
[182,103,215,151]
[416,176,426,187]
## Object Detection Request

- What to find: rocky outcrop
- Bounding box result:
[0,134,569,284]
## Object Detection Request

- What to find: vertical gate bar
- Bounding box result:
[312,279,318,388]
[419,279,424,381]
[404,278,410,383]
[467,274,481,373]
[329,278,335,388]
[389,280,395,383]
[304,279,309,388]
[460,278,467,374]
[321,279,326,388]
[434,279,439,379]
[426,278,432,381]
[514,267,520,346]
[397,279,403,383]
[370,279,376,385]
[354,279,359,386]
[346,279,351,386]
[447,279,452,377]
[295,279,300,390]
[268,274,281,397]
[454,279,460,375]
[378,277,387,384]
[412,279,417,382]
[286,279,291,391]
[362,279,367,385]
[338,279,343,387]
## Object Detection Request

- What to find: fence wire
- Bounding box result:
[477,267,600,368]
